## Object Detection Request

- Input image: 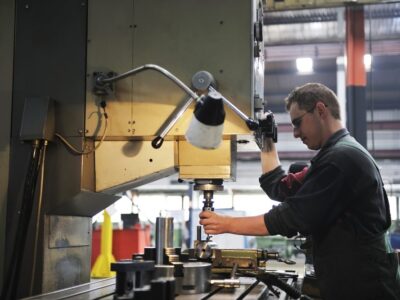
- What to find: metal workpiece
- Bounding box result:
[155,217,174,265]
[154,264,175,279]
[111,260,155,300]
[194,239,218,260]
[175,262,212,295]
[195,225,214,260]
[210,278,241,288]
[164,247,181,264]
[143,246,181,264]
[212,249,260,270]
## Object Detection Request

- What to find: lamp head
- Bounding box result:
[185,90,225,149]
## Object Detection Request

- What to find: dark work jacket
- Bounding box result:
[259,129,400,300]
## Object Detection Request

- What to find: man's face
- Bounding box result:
[289,102,322,150]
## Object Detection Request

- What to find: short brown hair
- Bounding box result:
[285,83,341,120]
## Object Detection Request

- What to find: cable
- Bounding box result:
[30,140,48,295]
[2,140,43,300]
[55,102,108,155]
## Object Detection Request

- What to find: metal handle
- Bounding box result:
[208,86,259,130]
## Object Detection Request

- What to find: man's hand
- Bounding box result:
[199,211,231,235]
[254,133,274,152]
[199,211,270,236]
[254,111,278,152]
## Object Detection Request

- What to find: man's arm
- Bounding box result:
[260,139,280,174]
[199,211,269,236]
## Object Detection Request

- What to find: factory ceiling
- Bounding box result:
[263,3,400,49]
[262,2,400,112]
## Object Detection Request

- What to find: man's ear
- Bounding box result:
[316,101,328,118]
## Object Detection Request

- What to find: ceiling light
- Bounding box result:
[364,54,372,72]
[296,57,313,74]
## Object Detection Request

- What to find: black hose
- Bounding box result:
[30,140,48,294]
[258,272,304,299]
[1,140,44,300]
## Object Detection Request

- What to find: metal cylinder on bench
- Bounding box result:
[155,217,174,265]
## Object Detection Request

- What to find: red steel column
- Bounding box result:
[346,5,367,147]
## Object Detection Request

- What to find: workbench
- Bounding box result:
[22,277,273,300]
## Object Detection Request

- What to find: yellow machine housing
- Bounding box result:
[85,0,265,192]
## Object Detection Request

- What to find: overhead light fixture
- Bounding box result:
[185,90,225,149]
[296,57,313,74]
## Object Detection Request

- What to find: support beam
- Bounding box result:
[345,5,367,147]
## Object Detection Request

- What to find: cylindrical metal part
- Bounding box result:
[175,262,212,295]
[191,70,216,92]
[164,247,180,264]
[154,265,175,279]
[155,217,174,265]
[202,190,214,211]
[197,225,202,241]
[194,241,217,259]
[210,278,240,288]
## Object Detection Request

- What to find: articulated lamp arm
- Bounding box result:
[92,64,269,149]
[94,64,199,99]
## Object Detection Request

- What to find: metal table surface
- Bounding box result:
[22,277,271,300]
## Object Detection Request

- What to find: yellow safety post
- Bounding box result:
[91,210,116,278]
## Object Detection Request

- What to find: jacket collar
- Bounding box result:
[311,128,349,164]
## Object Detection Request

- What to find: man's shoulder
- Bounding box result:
[333,135,371,157]
[328,136,377,170]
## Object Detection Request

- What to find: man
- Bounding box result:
[199,83,400,300]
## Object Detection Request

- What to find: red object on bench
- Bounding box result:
[91,223,151,266]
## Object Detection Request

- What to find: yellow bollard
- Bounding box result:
[91,210,116,278]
